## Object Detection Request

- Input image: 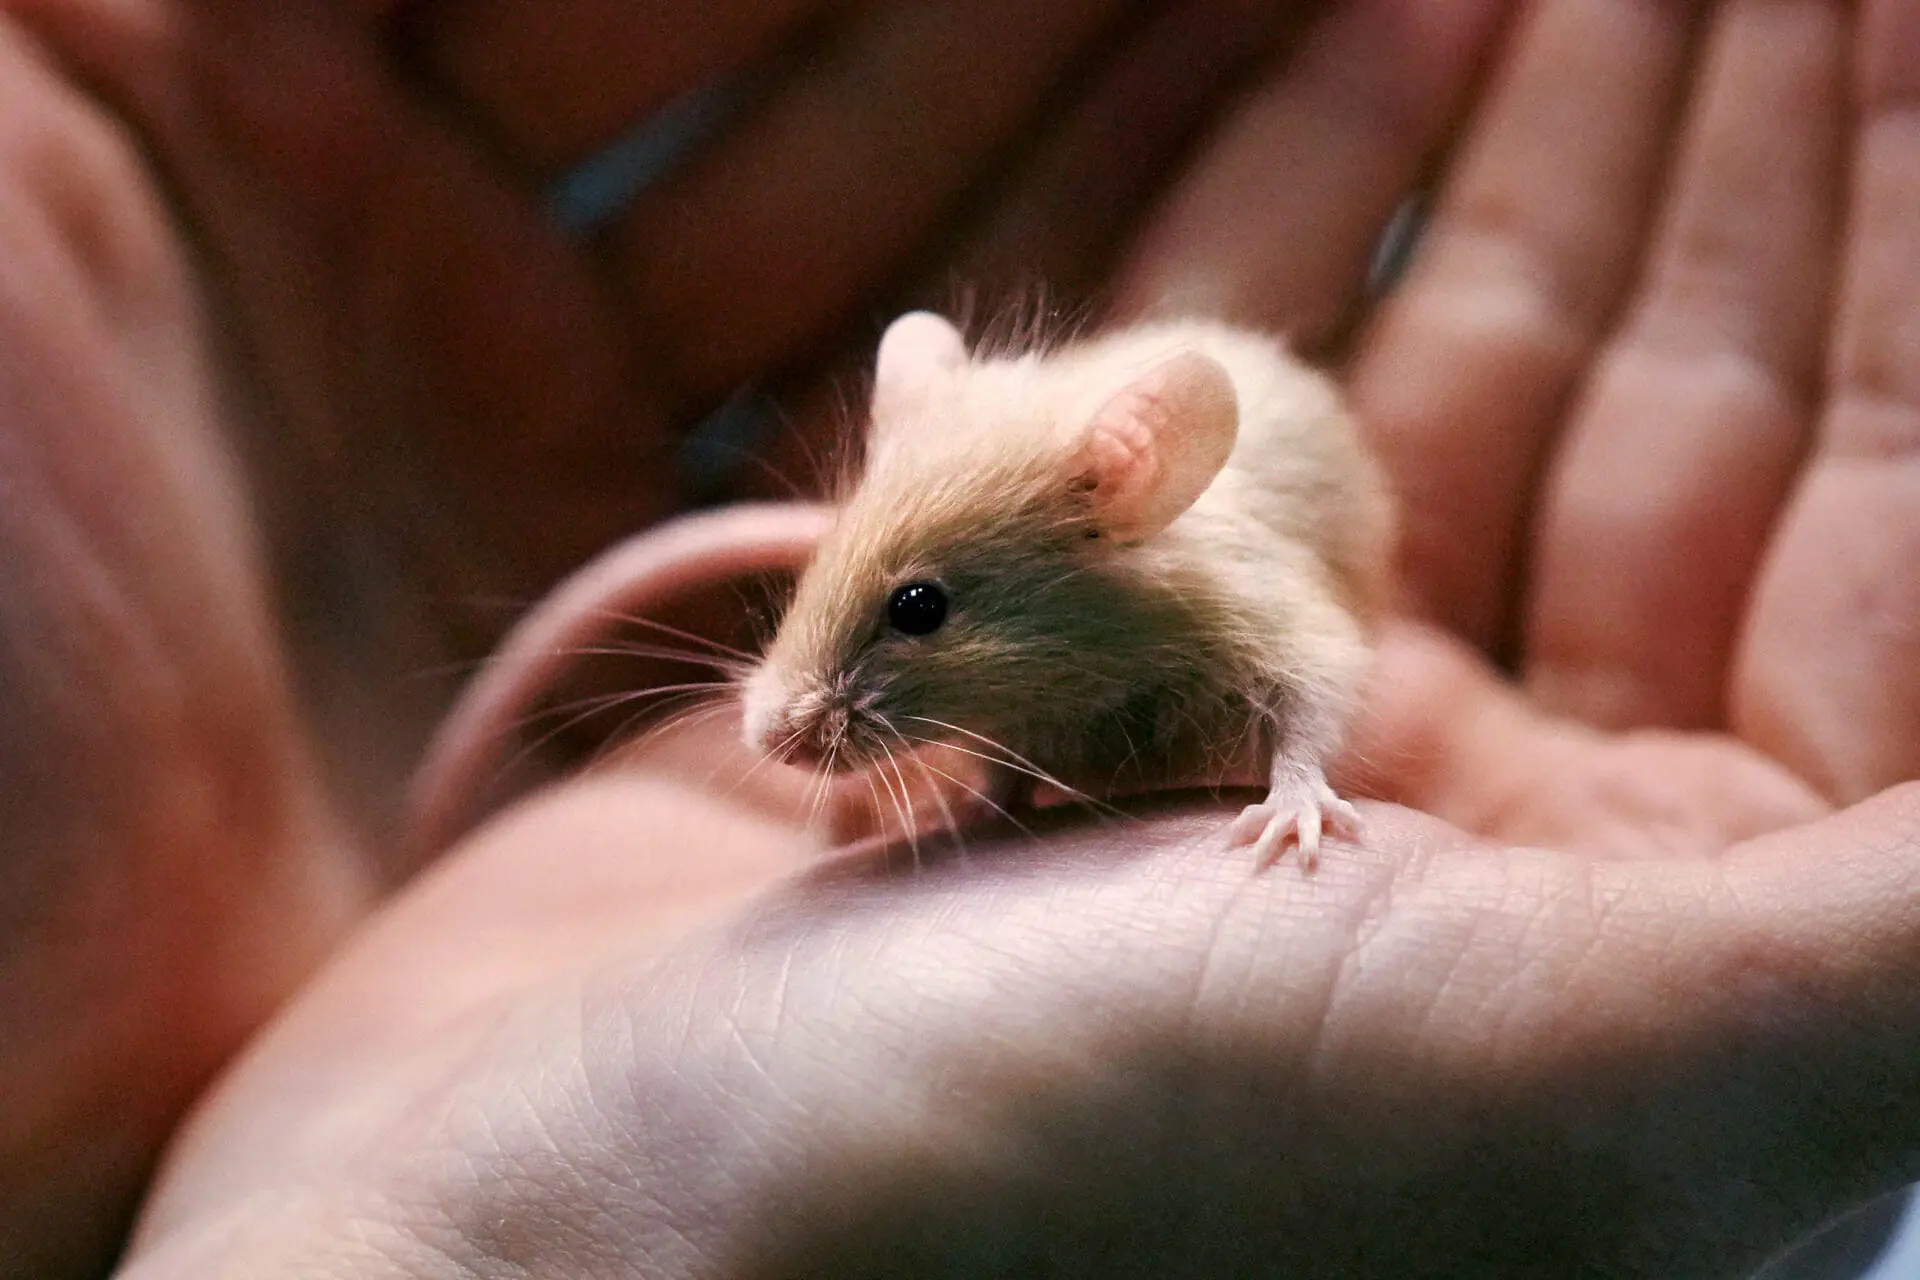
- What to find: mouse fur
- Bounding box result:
[740,312,1392,863]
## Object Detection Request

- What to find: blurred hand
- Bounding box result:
[0,0,1331,1272]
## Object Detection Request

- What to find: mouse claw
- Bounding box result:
[1227,774,1360,872]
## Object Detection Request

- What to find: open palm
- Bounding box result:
[1124,0,1917,853]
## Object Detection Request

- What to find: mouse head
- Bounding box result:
[740,312,1239,774]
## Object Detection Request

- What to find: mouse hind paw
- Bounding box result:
[1226,772,1360,872]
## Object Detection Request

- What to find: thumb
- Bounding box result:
[1346,621,1828,856]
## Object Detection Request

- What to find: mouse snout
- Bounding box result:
[741,671,854,768]
[784,698,858,766]
[757,704,852,769]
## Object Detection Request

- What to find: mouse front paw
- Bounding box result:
[1226,773,1360,871]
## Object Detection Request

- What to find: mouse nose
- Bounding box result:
[770,705,857,770]
[741,669,855,768]
[748,703,835,767]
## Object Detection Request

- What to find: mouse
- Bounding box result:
[738,311,1393,867]
[404,311,1391,868]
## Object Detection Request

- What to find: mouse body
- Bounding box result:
[740,312,1392,865]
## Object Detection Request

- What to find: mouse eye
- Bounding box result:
[886,581,948,636]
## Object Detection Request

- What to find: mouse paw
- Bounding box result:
[1226,774,1360,871]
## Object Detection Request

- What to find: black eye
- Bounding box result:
[886,581,949,635]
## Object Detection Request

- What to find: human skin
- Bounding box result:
[0,2,1337,1271]
[2,0,1918,1277]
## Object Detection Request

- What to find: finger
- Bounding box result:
[609,0,1136,411]
[405,0,827,175]
[0,14,371,1270]
[1523,0,1844,731]
[1348,0,1702,653]
[749,0,1509,503]
[1111,0,1510,350]
[730,0,1299,505]
[930,0,1297,308]
[1735,0,1920,803]
[1348,621,1583,832]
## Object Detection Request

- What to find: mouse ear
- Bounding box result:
[1070,351,1238,541]
[871,311,968,427]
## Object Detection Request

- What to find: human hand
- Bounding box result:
[1126,0,1918,842]
[99,1,1920,1278]
[0,0,1339,1272]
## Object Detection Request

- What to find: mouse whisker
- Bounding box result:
[898,716,1055,780]
[588,610,762,665]
[902,735,1126,826]
[558,685,735,749]
[561,642,755,678]
[546,686,740,781]
[898,717,1125,821]
[891,729,1113,821]
[903,754,1040,847]
[804,739,840,832]
[464,693,740,826]
[904,753,962,846]
[876,724,971,853]
[801,719,859,837]
[858,767,916,870]
[704,716,828,813]
[765,722,813,770]
[697,713,814,800]
[771,398,838,501]
[497,685,733,796]
[687,417,813,501]
[600,695,741,774]
[874,739,923,867]
[400,653,516,687]
[531,682,738,728]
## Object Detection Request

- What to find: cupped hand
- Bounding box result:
[0,0,1330,1272]
[10,0,1920,1277]
[106,1,1920,1278]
